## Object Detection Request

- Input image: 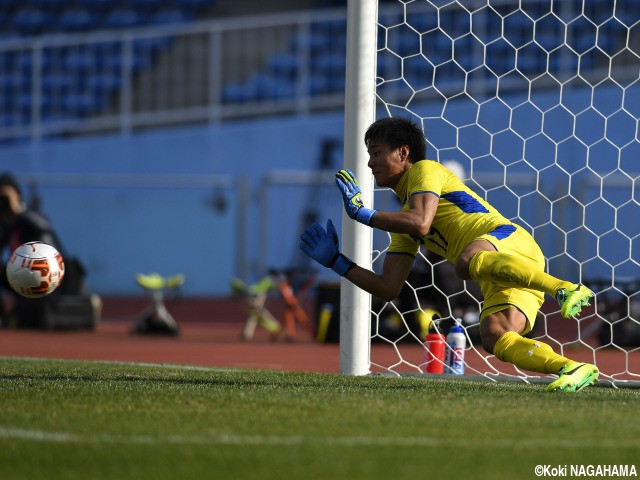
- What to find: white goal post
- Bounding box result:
[340,0,640,386]
[340,0,378,376]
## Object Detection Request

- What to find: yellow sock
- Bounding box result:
[492,331,569,374]
[469,250,572,297]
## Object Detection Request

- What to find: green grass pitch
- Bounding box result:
[0,357,638,480]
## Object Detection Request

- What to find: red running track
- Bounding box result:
[0,297,637,383]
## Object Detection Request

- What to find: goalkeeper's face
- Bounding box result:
[366,140,411,189]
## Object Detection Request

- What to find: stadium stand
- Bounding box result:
[0,0,637,142]
[0,0,219,139]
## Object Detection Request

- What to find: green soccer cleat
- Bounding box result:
[556,284,594,318]
[547,362,599,393]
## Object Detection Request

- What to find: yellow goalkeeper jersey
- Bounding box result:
[388,160,513,263]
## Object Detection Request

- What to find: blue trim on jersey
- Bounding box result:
[442,191,490,214]
[488,224,517,240]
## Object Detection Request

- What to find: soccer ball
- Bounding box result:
[6,241,65,298]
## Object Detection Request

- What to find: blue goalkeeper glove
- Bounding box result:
[299,219,354,277]
[335,169,377,226]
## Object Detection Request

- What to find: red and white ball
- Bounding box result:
[6,242,65,298]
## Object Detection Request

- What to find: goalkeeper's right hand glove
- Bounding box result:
[299,219,354,277]
[335,169,377,226]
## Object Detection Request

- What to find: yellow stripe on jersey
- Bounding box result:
[388,160,512,263]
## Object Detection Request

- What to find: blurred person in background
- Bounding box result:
[0,172,93,329]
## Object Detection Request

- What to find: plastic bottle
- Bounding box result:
[444,323,466,375]
[423,329,446,374]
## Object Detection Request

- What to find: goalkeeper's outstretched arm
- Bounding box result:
[344,253,414,302]
[299,219,413,302]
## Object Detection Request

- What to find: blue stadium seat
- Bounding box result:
[40,92,55,115]
[312,53,345,75]
[31,0,67,10]
[57,9,101,32]
[102,47,153,72]
[0,77,29,116]
[6,50,51,74]
[174,0,215,11]
[0,113,30,130]
[0,115,15,128]
[221,82,252,103]
[91,41,120,67]
[248,73,278,101]
[12,9,52,35]
[0,93,12,112]
[268,53,299,78]
[77,0,120,11]
[17,93,33,114]
[63,92,105,116]
[64,50,99,72]
[128,0,166,11]
[271,80,297,100]
[0,51,16,71]
[134,37,173,54]
[41,111,72,123]
[1,0,215,128]
[0,73,22,91]
[16,51,36,72]
[42,73,77,92]
[224,73,297,102]
[104,9,147,29]
[152,9,196,25]
[88,73,121,93]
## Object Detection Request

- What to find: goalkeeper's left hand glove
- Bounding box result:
[299,219,354,277]
[335,169,377,226]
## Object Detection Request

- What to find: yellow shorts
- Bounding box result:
[475,224,546,335]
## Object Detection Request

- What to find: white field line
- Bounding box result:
[0,356,241,373]
[0,426,637,449]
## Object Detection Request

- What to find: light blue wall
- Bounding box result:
[0,113,346,296]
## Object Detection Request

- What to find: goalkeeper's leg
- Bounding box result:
[468,249,594,318]
[457,230,594,318]
[481,307,568,375]
[482,308,598,393]
[467,247,570,297]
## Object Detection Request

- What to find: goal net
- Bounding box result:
[359,0,640,386]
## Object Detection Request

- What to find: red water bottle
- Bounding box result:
[423,330,446,374]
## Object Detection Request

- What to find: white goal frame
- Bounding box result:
[340,0,640,387]
[340,0,378,376]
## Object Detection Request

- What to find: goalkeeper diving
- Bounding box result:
[299,117,598,393]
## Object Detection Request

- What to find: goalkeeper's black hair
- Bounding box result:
[364,117,427,163]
